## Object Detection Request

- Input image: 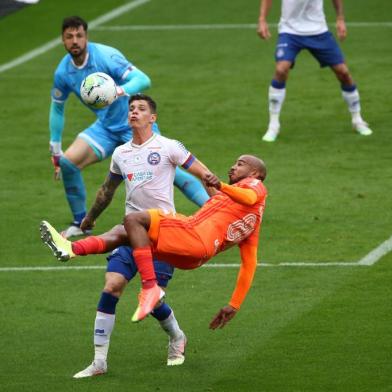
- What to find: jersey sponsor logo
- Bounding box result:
[226,214,257,243]
[147,152,161,165]
[126,170,153,182]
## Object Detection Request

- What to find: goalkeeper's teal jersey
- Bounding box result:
[51,42,131,132]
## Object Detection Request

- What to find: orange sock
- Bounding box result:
[72,236,107,255]
[133,247,157,288]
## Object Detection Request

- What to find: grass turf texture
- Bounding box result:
[0,0,391,391]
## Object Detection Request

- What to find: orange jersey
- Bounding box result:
[148,177,267,309]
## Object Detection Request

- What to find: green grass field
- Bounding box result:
[1,1,391,391]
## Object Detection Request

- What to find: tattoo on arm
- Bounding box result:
[87,176,122,220]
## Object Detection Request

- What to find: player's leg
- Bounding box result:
[307,31,372,136]
[174,167,209,207]
[331,63,372,135]
[151,261,187,366]
[59,137,98,237]
[263,33,299,142]
[40,222,129,262]
[59,121,117,238]
[74,251,130,378]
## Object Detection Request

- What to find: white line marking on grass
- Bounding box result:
[357,235,392,265]
[0,0,150,74]
[94,22,392,32]
[0,261,360,272]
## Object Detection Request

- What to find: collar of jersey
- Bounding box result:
[71,51,90,69]
[130,133,157,149]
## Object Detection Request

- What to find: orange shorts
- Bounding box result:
[147,209,210,270]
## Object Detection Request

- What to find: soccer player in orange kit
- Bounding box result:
[40,154,267,329]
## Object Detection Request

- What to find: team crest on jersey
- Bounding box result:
[53,88,62,98]
[147,152,161,165]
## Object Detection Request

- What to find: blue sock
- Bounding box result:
[174,167,209,207]
[97,292,119,315]
[341,83,357,93]
[59,156,86,223]
[151,302,172,321]
[271,79,286,89]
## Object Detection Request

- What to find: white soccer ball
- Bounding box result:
[80,72,117,109]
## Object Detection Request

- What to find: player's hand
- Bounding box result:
[80,216,95,232]
[336,19,347,41]
[257,20,271,40]
[209,305,238,329]
[49,142,63,181]
[203,173,221,189]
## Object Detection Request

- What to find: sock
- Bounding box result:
[152,306,183,340]
[59,156,86,222]
[268,80,286,128]
[133,247,157,288]
[72,236,107,255]
[341,85,362,121]
[174,167,209,207]
[94,292,119,362]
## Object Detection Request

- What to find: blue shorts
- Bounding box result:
[275,32,344,68]
[78,121,160,160]
[106,245,174,288]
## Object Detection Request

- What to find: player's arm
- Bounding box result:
[80,173,123,231]
[185,158,218,197]
[209,243,258,329]
[257,0,273,40]
[205,175,259,205]
[116,67,151,97]
[332,0,347,41]
[49,100,65,180]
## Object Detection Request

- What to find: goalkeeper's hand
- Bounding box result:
[49,142,63,180]
[116,86,129,98]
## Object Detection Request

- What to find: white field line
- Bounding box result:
[1,19,391,74]
[0,261,363,272]
[357,234,392,266]
[94,22,392,32]
[0,0,150,74]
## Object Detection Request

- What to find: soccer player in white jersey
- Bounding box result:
[49,16,209,237]
[257,0,373,141]
[55,94,212,378]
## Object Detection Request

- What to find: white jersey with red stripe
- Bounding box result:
[279,0,328,36]
[110,133,195,214]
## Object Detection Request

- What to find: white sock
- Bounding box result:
[342,89,363,122]
[93,311,115,361]
[268,86,286,128]
[159,311,183,340]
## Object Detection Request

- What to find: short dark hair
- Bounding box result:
[129,94,157,113]
[62,16,88,33]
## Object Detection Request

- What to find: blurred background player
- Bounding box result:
[257,0,373,142]
[47,94,212,378]
[41,155,267,330]
[49,16,209,237]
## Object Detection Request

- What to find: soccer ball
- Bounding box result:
[80,72,117,109]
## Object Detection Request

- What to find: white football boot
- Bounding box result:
[61,223,92,239]
[167,331,187,366]
[262,124,280,142]
[353,120,373,136]
[73,359,107,379]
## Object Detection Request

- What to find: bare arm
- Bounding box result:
[186,159,218,197]
[332,0,347,41]
[80,174,123,231]
[257,0,273,39]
